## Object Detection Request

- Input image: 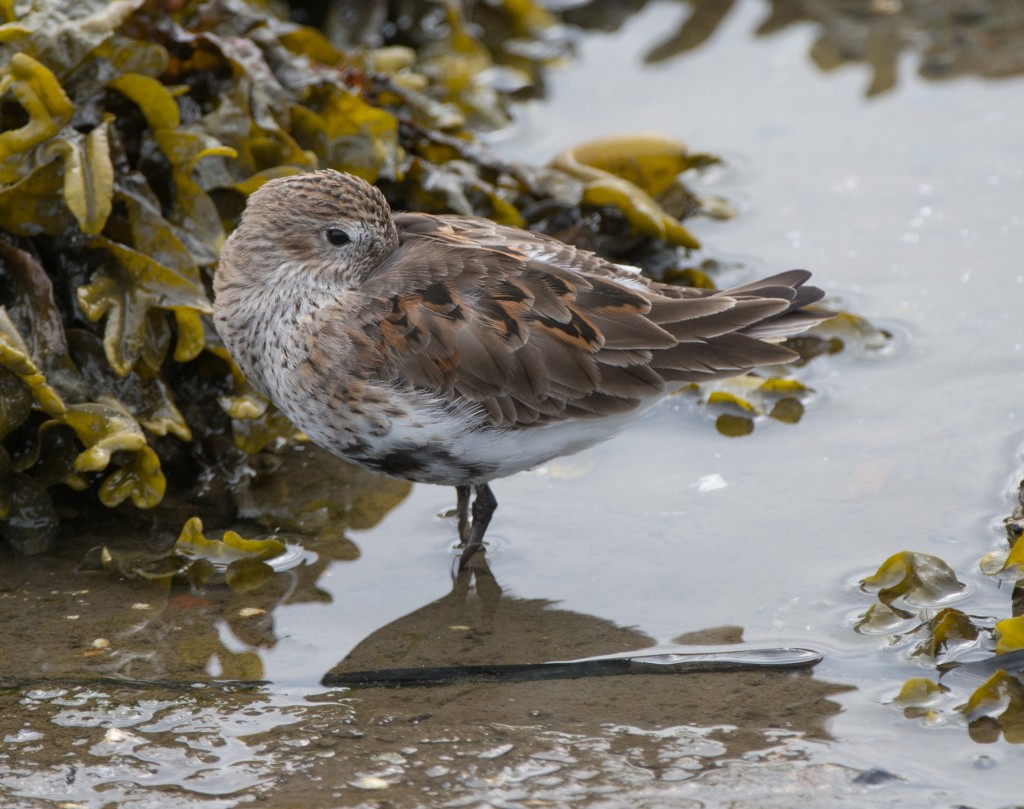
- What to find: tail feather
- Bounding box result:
[725,270,832,342]
[645,269,832,384]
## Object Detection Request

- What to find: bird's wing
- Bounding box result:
[343,213,824,428]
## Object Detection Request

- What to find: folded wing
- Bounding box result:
[354,214,830,428]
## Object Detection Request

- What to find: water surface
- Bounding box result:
[3,2,1024,806]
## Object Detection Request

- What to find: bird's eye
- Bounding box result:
[326,228,351,246]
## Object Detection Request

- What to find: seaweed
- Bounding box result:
[858,480,1024,743]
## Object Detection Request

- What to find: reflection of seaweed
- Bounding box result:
[568,0,1024,96]
[791,0,1024,95]
[644,0,737,64]
[0,443,411,684]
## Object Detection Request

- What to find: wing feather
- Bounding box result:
[340,213,829,429]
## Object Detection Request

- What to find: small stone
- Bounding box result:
[351,776,389,790]
[238,607,265,618]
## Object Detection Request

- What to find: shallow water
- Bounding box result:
[4,1,1024,806]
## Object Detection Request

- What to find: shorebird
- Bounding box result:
[213,169,830,567]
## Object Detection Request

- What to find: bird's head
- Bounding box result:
[216,169,399,295]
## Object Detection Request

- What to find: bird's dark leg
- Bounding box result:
[455,485,472,543]
[458,483,497,569]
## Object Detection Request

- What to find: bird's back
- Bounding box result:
[356,212,829,430]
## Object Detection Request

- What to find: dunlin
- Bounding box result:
[214,169,830,566]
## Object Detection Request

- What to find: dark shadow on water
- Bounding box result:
[324,556,851,759]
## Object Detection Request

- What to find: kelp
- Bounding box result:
[550,133,711,250]
[859,480,1024,742]
[860,551,967,615]
[701,377,809,437]
[97,515,291,590]
[0,0,869,556]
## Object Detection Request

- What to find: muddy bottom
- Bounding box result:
[0,537,854,808]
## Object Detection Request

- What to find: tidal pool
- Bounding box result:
[3,1,1024,806]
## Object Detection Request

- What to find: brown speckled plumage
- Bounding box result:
[214,169,831,566]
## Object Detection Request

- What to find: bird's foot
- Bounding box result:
[454,483,497,570]
[455,484,472,544]
[457,538,485,570]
